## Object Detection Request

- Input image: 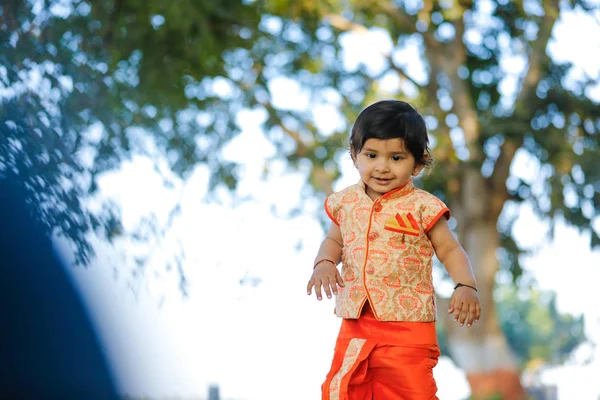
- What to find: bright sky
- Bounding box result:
[61,4,600,400]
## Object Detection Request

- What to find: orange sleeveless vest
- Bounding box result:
[325,179,449,322]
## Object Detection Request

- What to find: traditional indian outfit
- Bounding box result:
[322,178,449,400]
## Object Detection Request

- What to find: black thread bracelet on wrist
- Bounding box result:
[454,283,477,292]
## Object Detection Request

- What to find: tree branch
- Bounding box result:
[489,0,561,213]
[325,13,422,92]
[424,54,455,160]
[385,53,422,89]
[375,2,418,34]
[513,0,560,109]
[426,16,480,160]
[489,139,518,219]
[276,119,309,157]
[325,14,369,34]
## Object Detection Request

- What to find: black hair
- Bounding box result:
[350,100,431,166]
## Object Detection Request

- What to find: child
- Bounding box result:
[307,100,481,400]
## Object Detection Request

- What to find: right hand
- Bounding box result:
[307,261,344,301]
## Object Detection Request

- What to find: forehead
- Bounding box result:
[361,138,408,152]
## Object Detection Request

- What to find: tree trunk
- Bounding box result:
[445,169,527,400]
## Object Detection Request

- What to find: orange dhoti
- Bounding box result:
[322,304,440,400]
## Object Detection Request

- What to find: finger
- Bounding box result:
[329,278,338,296]
[307,279,314,295]
[328,280,339,296]
[458,303,469,326]
[465,303,475,327]
[474,302,481,322]
[448,297,455,314]
[322,277,333,299]
[336,270,345,288]
[453,302,463,322]
[314,280,323,301]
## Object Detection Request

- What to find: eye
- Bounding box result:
[392,155,404,161]
[365,153,376,159]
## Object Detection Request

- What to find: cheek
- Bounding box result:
[358,163,373,174]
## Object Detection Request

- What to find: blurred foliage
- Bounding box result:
[0,0,352,264]
[496,286,585,366]
[3,0,598,268]
[1,0,265,264]
[437,284,586,368]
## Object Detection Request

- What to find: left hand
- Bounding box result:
[448,286,481,327]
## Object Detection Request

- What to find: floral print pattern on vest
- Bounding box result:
[325,178,449,322]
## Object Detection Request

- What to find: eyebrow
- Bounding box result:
[362,147,408,155]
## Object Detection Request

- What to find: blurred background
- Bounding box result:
[1,0,600,399]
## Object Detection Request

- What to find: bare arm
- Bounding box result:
[307,223,344,300]
[428,218,481,326]
[428,218,476,286]
[314,223,343,266]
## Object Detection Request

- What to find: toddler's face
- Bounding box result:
[352,138,423,201]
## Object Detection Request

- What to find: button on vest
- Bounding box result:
[324,179,450,322]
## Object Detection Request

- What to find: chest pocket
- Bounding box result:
[384,212,422,250]
[383,212,420,236]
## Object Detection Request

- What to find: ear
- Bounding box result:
[412,164,425,176]
[412,153,429,176]
[350,146,358,168]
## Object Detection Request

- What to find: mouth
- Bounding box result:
[373,177,392,185]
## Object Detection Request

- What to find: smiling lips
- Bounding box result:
[373,177,392,184]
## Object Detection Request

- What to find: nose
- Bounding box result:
[375,158,390,172]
